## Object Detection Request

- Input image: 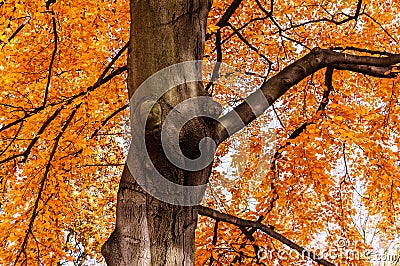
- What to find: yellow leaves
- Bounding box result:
[333,115,344,122]
[317,43,330,49]
[0,0,127,263]
[0,34,8,43]
[206,24,220,34]
[276,197,288,208]
[7,232,20,243]
[2,0,400,265]
[318,177,335,187]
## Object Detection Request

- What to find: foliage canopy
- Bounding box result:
[1,0,400,265]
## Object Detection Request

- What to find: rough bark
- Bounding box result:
[101,0,212,265]
[101,0,400,265]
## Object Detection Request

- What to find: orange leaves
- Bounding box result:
[2,0,400,264]
[0,0,128,264]
[207,25,220,35]
[202,0,400,259]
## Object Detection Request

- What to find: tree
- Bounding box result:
[1,0,400,265]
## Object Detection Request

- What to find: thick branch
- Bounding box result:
[215,48,400,143]
[331,63,397,78]
[198,206,335,266]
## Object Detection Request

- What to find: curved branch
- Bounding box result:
[197,206,336,266]
[214,48,400,144]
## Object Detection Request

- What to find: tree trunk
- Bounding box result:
[102,0,212,265]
